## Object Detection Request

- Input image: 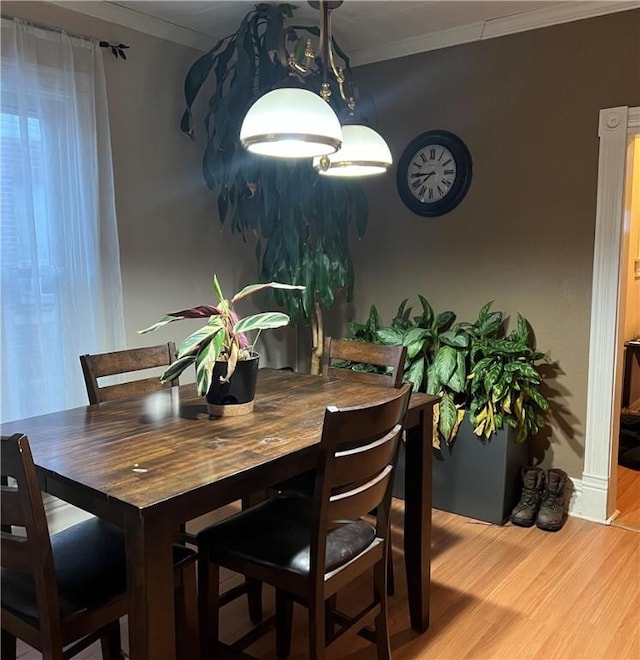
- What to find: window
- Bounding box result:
[1,19,125,422]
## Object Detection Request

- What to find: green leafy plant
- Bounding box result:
[350,298,472,445]
[347,297,550,447]
[139,276,304,395]
[181,2,371,371]
[468,312,550,442]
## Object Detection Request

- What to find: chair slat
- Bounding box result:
[328,466,393,523]
[322,337,407,388]
[79,342,178,404]
[86,344,176,377]
[1,485,24,529]
[332,425,401,488]
[97,377,174,402]
[325,404,406,447]
[1,536,34,574]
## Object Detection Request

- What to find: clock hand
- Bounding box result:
[411,170,436,180]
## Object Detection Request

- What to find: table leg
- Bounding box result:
[403,409,432,633]
[125,517,177,659]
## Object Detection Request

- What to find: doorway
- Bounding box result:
[613,133,640,531]
[581,106,640,524]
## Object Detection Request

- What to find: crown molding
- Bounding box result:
[49,1,213,50]
[50,0,639,63]
[350,1,640,66]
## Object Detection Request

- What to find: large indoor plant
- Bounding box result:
[348,296,551,523]
[180,2,372,373]
[139,276,304,413]
[348,298,549,447]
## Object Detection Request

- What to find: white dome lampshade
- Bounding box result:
[313,123,392,177]
[240,88,343,158]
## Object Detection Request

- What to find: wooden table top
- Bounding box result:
[1,369,437,518]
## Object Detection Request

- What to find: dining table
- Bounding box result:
[1,368,438,660]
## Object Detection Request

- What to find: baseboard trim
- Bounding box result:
[567,474,613,524]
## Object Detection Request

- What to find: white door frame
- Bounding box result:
[581,106,640,523]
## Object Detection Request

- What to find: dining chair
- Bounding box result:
[196,383,412,660]
[79,342,179,404]
[270,337,408,594]
[0,433,199,660]
[321,336,407,388]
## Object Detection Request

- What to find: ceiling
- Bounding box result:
[54,0,637,65]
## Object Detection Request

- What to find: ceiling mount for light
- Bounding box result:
[239,0,391,175]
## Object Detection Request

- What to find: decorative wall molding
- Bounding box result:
[50,0,639,62]
[582,106,635,524]
[350,1,639,66]
[50,0,213,51]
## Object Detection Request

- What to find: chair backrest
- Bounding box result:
[321,337,407,388]
[310,383,412,583]
[80,342,178,404]
[1,433,63,644]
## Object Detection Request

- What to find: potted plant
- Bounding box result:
[346,297,551,524]
[139,275,304,415]
[431,306,550,524]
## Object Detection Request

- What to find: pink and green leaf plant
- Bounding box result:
[139,275,304,395]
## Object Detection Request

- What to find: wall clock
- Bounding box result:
[396,129,472,217]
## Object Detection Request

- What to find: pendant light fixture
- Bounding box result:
[240,87,342,159]
[239,1,343,159]
[239,0,391,175]
[313,103,392,177]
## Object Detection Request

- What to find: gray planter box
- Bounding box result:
[394,419,529,525]
[432,420,528,524]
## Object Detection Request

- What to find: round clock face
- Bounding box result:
[396,130,472,217]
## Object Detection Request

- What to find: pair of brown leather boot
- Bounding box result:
[510,467,568,531]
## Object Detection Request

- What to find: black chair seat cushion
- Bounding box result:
[196,495,376,575]
[1,517,196,626]
[1,517,127,625]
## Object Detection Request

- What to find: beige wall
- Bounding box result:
[351,10,640,476]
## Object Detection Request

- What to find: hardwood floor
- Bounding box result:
[613,464,640,531]
[15,501,639,659]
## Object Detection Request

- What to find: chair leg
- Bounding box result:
[308,596,326,660]
[198,557,220,659]
[242,493,266,623]
[175,561,199,660]
[99,620,123,660]
[325,594,337,641]
[386,542,395,596]
[373,558,391,660]
[275,589,294,659]
[246,578,263,623]
[1,628,17,660]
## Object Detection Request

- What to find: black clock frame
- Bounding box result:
[396,129,473,217]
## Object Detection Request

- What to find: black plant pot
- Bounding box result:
[206,353,259,417]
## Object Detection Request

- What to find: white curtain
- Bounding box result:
[1,19,126,422]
